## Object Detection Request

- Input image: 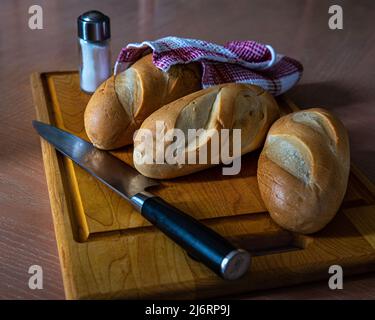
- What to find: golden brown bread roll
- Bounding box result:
[133,83,280,179]
[257,108,350,234]
[84,54,202,149]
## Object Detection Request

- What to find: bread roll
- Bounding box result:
[133,83,280,179]
[84,54,202,150]
[257,108,350,234]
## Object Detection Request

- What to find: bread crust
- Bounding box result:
[84,54,201,150]
[257,108,350,234]
[133,83,280,179]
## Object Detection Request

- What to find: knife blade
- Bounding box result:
[33,120,251,280]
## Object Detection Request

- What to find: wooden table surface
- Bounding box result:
[0,0,374,299]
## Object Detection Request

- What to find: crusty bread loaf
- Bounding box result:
[84,54,202,150]
[133,83,280,179]
[257,108,350,234]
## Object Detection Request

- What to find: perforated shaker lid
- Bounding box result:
[77,10,110,41]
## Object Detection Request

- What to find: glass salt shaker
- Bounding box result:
[77,10,111,94]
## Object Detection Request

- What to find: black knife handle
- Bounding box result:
[130,192,251,280]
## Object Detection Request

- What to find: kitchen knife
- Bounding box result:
[33,120,251,280]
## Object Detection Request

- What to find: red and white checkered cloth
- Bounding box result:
[114,37,303,96]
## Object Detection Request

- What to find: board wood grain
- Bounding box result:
[31,71,375,299]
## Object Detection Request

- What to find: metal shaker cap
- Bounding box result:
[78,10,110,42]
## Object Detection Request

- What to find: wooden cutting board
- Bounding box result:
[31,71,375,299]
